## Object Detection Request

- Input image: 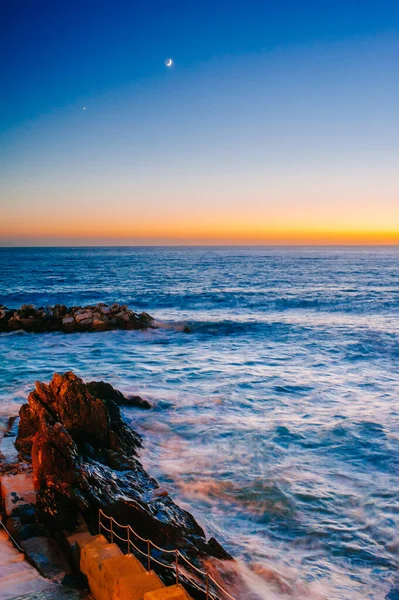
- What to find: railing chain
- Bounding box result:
[98,509,236,600]
[0,519,24,553]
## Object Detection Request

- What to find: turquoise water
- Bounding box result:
[0,247,398,599]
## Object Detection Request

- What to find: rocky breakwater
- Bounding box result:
[0,303,155,333]
[1,372,233,598]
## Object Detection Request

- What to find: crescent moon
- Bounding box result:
[165,58,173,67]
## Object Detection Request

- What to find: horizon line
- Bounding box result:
[1,243,399,249]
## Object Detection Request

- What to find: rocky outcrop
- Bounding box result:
[0,303,155,333]
[13,373,232,571]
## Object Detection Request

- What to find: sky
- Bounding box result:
[1,0,399,245]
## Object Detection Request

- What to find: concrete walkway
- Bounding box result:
[0,530,80,600]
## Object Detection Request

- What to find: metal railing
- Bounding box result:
[0,518,24,553]
[98,509,236,600]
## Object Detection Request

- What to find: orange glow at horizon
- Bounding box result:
[1,222,399,245]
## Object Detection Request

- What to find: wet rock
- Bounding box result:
[5,414,19,438]
[125,395,153,409]
[21,536,72,582]
[5,514,42,542]
[86,381,127,405]
[87,381,153,409]
[16,404,39,459]
[204,537,232,561]
[139,312,155,327]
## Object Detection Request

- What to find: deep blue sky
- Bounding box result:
[1,1,399,244]
[2,0,399,130]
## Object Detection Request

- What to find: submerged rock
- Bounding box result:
[15,372,232,570]
[0,303,156,333]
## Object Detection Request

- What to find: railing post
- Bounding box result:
[147,540,151,572]
[175,550,179,585]
[98,510,101,535]
[110,517,114,544]
[206,573,209,600]
[127,526,131,555]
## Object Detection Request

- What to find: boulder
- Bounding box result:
[75,312,93,324]
[92,316,108,331]
[62,317,75,333]
[21,536,72,582]
[75,317,93,329]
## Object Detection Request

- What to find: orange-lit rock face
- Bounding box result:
[31,421,76,491]
[17,371,141,462]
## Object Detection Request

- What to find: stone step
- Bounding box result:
[144,585,193,600]
[118,570,165,600]
[80,538,122,582]
[84,552,148,600]
[102,554,146,581]
[67,532,102,570]
[67,532,101,553]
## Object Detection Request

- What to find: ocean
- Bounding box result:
[0,246,398,599]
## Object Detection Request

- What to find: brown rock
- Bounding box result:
[75,317,93,329]
[62,316,75,332]
[92,316,108,331]
[75,311,93,324]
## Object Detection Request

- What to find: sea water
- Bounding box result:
[0,246,398,599]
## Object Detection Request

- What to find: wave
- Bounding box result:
[2,287,399,317]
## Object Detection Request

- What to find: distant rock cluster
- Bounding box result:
[0,303,155,333]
